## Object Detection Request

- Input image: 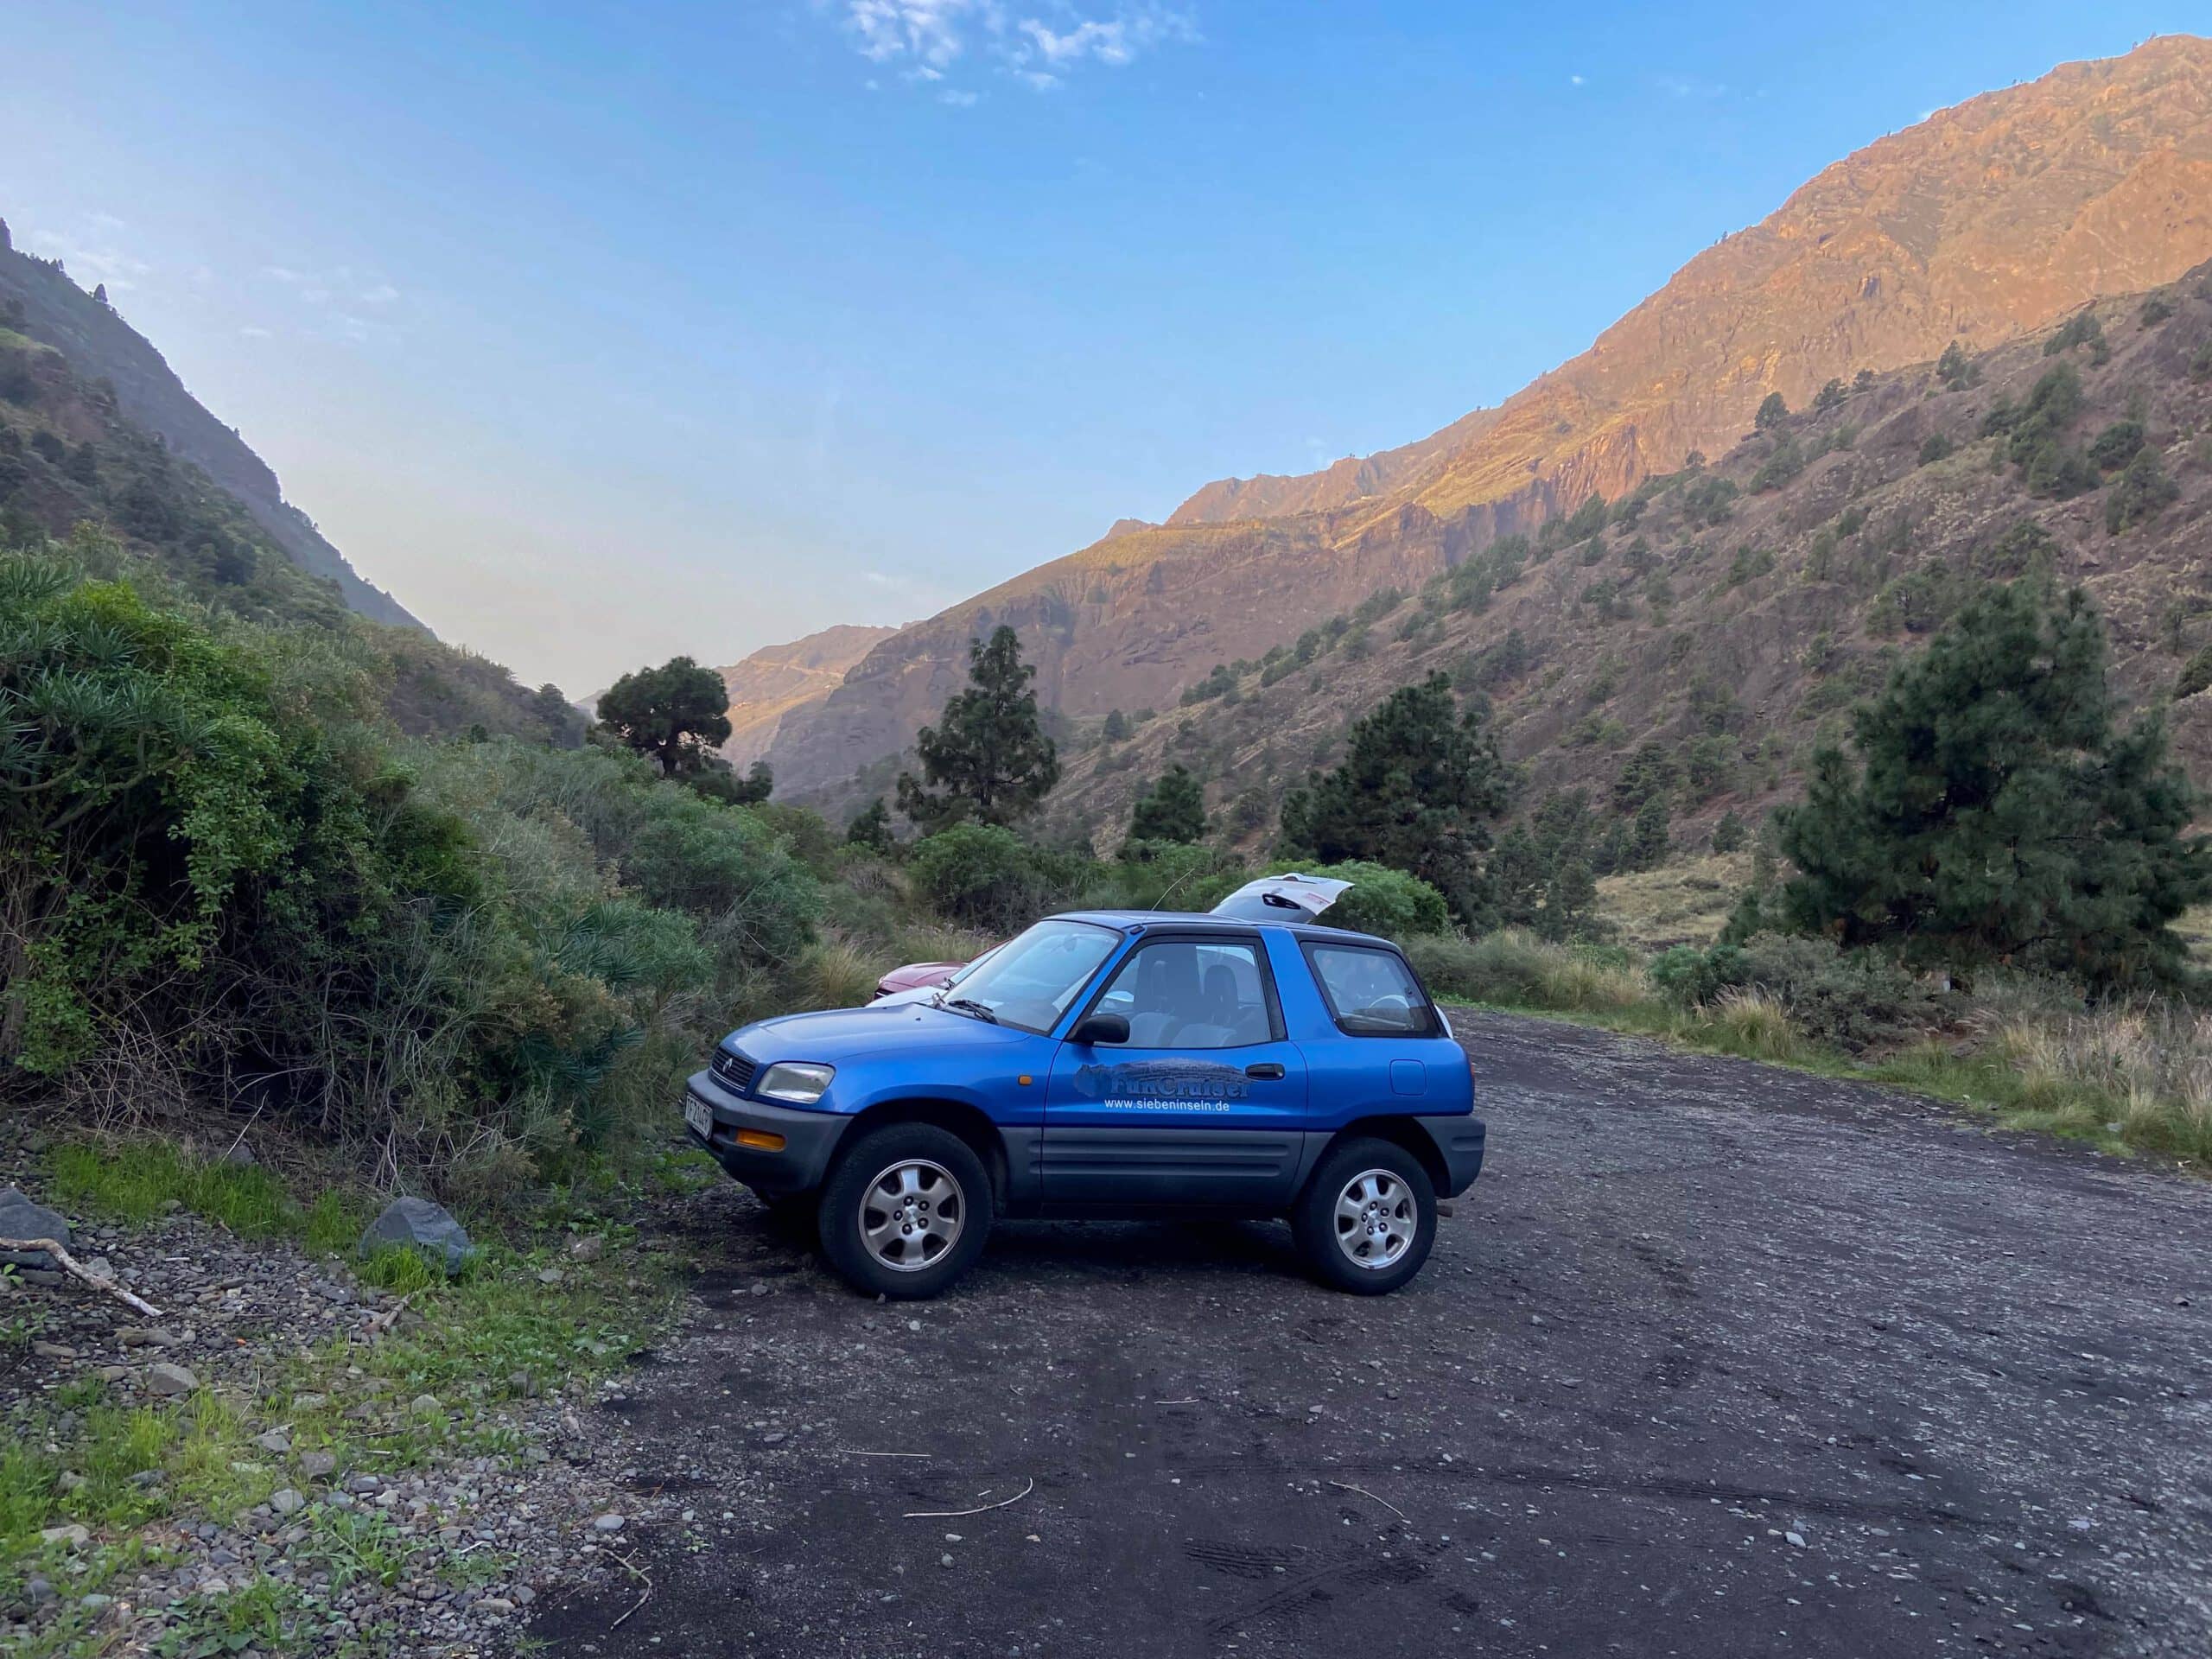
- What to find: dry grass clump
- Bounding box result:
[794,936,888,1011]
[1988,1004,2212,1166]
[1407,930,1648,1013]
[1593,852,1755,951]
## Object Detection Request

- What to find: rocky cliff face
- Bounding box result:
[0,220,418,628]
[760,35,2212,803]
[715,623,898,768]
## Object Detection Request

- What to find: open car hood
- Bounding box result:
[1207,874,1353,923]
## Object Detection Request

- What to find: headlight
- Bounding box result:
[757,1062,835,1104]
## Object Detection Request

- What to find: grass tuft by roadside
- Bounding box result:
[0,1134,689,1656]
[1413,928,2212,1172]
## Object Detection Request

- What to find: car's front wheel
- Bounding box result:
[1291,1136,1436,1294]
[817,1123,993,1299]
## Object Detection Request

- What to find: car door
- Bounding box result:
[1042,931,1308,1208]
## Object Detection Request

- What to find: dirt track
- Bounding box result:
[529,1012,2212,1658]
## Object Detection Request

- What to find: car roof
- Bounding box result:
[1048,909,1395,949]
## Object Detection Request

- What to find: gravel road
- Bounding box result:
[531,1012,2212,1658]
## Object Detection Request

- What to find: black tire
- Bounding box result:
[1291,1136,1436,1295]
[817,1123,994,1300]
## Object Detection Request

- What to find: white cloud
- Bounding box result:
[1569,73,1585,87]
[831,0,1194,94]
[239,325,273,339]
[940,87,980,106]
[359,283,402,305]
[842,0,987,69]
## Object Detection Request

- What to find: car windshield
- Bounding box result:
[938,919,1119,1034]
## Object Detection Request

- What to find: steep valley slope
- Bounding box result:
[0,220,576,743]
[753,35,2212,812]
[1041,270,2212,850]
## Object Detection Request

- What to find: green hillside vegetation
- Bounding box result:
[0,308,578,747]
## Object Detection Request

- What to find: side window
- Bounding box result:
[1091,940,1274,1049]
[1305,944,1437,1036]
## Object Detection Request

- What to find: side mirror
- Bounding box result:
[1069,1012,1129,1046]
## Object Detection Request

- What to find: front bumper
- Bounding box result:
[683,1071,854,1195]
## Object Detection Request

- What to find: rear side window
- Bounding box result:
[1303,944,1438,1036]
[1091,938,1279,1048]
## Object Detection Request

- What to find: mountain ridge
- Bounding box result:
[755,34,2212,804]
[0,218,419,629]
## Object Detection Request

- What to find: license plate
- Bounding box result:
[684,1096,713,1140]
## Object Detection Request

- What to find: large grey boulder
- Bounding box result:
[0,1187,71,1270]
[359,1197,474,1273]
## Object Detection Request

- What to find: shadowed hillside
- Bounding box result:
[0,219,418,627]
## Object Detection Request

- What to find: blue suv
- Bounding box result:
[683,910,1484,1298]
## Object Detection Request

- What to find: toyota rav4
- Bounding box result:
[682,909,1484,1298]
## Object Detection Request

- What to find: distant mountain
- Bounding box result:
[751,35,2212,806]
[0,217,418,628]
[714,624,898,768]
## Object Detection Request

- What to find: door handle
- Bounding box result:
[1244,1062,1286,1080]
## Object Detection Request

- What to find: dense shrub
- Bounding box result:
[2106,448,2180,536]
[0,548,824,1193]
[1652,934,1949,1052]
[907,823,1058,932]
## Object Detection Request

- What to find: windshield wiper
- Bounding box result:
[944,996,999,1025]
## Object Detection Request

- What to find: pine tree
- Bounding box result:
[1814,378,1847,412]
[730,760,774,804]
[1279,672,1508,920]
[595,656,732,776]
[1773,582,2210,988]
[1101,709,1129,742]
[1126,764,1207,845]
[1625,792,1671,871]
[846,797,894,854]
[1543,857,1599,941]
[896,626,1059,830]
[1755,391,1789,430]
[1936,340,1978,391]
[1710,809,1748,855]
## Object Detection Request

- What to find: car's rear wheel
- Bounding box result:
[1291,1136,1436,1294]
[818,1123,993,1300]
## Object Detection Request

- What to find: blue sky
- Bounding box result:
[1,3,2196,691]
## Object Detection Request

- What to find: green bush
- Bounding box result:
[2173,645,2212,702]
[2088,420,2145,471]
[2105,447,2180,536]
[0,548,825,1193]
[1650,943,1747,1007]
[907,823,1067,932]
[1651,934,1950,1052]
[1732,935,1951,1052]
[1188,858,1448,940]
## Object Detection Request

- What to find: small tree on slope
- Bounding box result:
[1280,672,1509,923]
[1772,582,2209,989]
[596,657,731,777]
[897,626,1059,830]
[1126,764,1208,847]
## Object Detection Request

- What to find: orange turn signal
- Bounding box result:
[734,1128,786,1152]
